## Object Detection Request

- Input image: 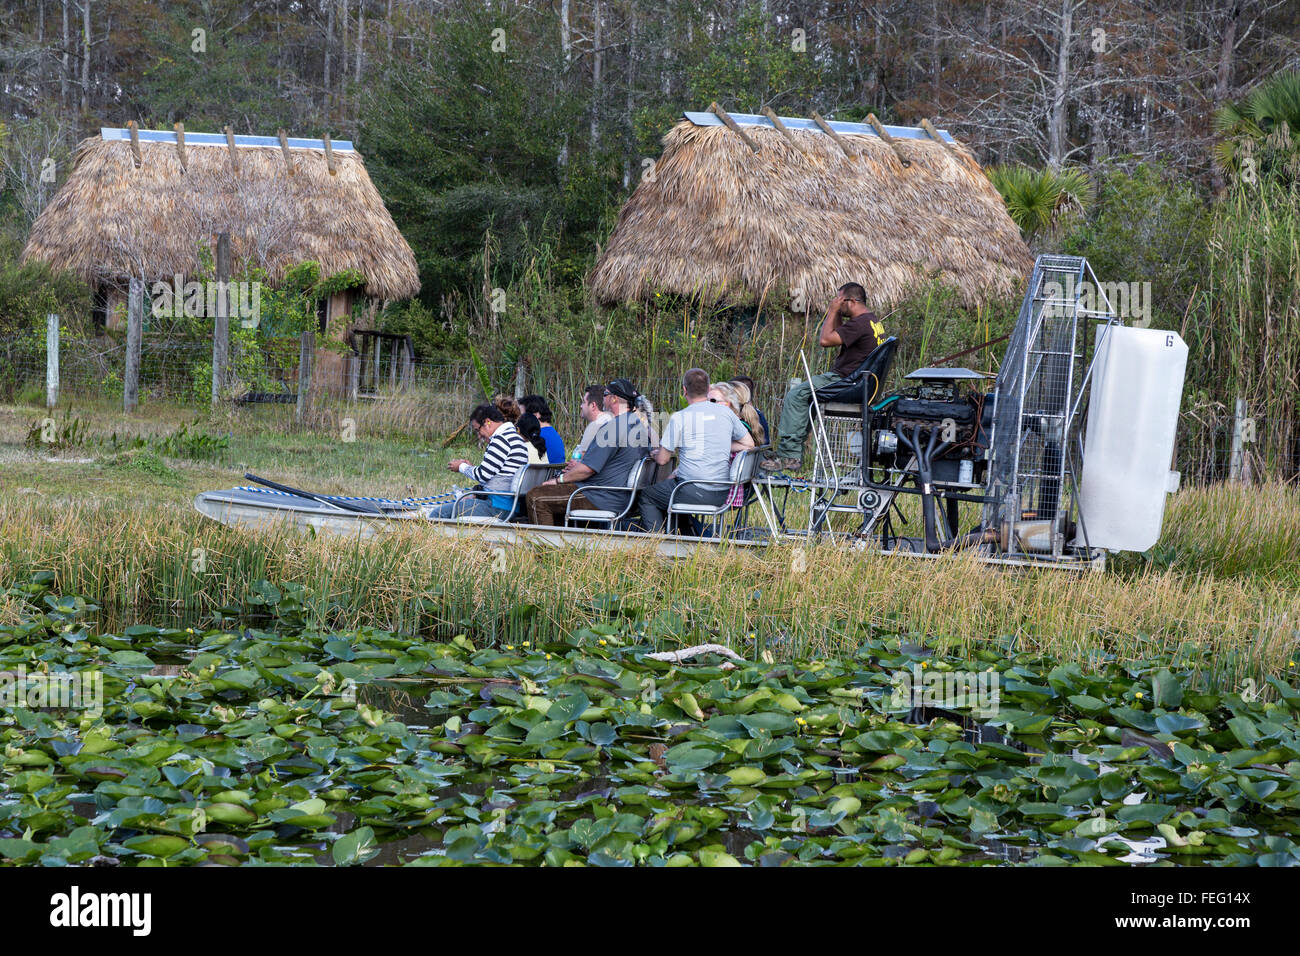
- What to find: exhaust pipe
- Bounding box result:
[899,425,952,553]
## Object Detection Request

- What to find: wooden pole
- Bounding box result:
[127,120,143,167]
[45,314,59,409]
[865,113,911,167]
[514,358,526,398]
[323,133,337,175]
[761,108,804,152]
[211,232,230,405]
[708,102,761,154]
[174,122,188,171]
[223,126,240,176]
[1229,397,1246,482]
[920,118,955,152]
[278,129,297,175]
[347,351,360,401]
[811,111,857,159]
[296,330,315,426]
[124,278,143,412]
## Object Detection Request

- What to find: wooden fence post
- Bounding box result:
[347,352,360,402]
[211,232,230,405]
[296,330,315,427]
[124,278,143,412]
[1229,397,1246,482]
[400,337,413,389]
[45,314,59,409]
[514,357,527,398]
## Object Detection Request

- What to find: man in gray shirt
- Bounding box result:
[640,368,755,533]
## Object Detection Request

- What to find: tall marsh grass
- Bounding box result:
[1,484,1295,689]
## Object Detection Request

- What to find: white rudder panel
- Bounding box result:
[1075,327,1187,552]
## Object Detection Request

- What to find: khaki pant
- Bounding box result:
[776,371,843,460]
[526,483,593,526]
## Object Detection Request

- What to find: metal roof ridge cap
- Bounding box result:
[100,127,356,152]
[681,111,955,143]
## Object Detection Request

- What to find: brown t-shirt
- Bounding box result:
[832,311,885,377]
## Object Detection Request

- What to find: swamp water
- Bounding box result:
[2,574,1299,866]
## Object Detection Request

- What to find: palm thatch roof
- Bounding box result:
[22,130,419,300]
[589,117,1032,311]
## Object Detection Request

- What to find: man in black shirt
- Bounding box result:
[762,282,885,472]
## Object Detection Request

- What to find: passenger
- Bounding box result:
[604,377,659,447]
[430,403,530,520]
[573,384,613,460]
[761,282,885,472]
[526,378,653,527]
[640,368,755,533]
[713,381,766,446]
[494,394,522,424]
[520,395,566,463]
[729,377,769,445]
[708,382,761,510]
[515,411,549,465]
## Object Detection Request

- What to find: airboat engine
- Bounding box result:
[803,254,1189,567]
[869,368,992,552]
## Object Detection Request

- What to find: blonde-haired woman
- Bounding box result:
[711,381,766,446]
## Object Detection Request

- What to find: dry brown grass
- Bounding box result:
[589,121,1032,310]
[21,133,419,299]
[2,484,1296,688]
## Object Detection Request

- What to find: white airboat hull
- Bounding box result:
[193,487,1103,569]
[193,489,766,558]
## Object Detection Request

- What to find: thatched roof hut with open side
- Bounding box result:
[23,126,417,333]
[589,110,1032,313]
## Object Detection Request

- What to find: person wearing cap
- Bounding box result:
[603,377,659,448]
[524,378,653,526]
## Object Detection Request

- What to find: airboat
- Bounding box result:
[196,256,1188,570]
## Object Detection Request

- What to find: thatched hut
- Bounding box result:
[22,127,419,394]
[589,111,1032,312]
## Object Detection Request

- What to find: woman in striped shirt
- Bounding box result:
[430,404,530,519]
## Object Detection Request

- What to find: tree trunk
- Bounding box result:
[1047,0,1074,168]
[624,7,636,188]
[354,0,365,126]
[1211,3,1241,192]
[558,0,571,167]
[61,0,69,106]
[560,0,571,61]
[339,0,348,120]
[355,0,364,84]
[81,0,90,114]
[999,11,1007,163]
[324,0,333,109]
[591,0,602,145]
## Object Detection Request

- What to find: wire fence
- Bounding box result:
[5,334,1296,485]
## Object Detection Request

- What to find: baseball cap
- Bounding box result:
[605,378,639,403]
